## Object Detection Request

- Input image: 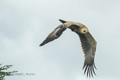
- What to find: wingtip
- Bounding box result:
[39,43,44,46]
[82,63,97,78]
[39,44,42,46]
[59,19,67,23]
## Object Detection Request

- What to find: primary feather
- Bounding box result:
[78,32,97,77]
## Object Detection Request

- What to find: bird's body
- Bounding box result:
[40,19,97,77]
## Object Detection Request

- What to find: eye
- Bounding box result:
[83,30,86,32]
[81,28,88,33]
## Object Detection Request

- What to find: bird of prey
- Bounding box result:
[40,19,97,78]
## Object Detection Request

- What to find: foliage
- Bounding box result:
[0,64,17,80]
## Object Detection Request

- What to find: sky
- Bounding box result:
[0,0,120,80]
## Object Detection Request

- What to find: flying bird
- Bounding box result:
[40,19,97,78]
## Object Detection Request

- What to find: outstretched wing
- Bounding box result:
[78,32,97,77]
[40,24,66,46]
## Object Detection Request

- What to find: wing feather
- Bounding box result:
[40,25,66,46]
[78,32,97,77]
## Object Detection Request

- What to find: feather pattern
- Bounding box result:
[40,25,66,46]
[77,32,97,77]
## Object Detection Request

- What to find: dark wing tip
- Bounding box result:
[59,19,67,23]
[39,41,47,46]
[83,63,97,78]
[39,44,42,46]
[39,43,44,46]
